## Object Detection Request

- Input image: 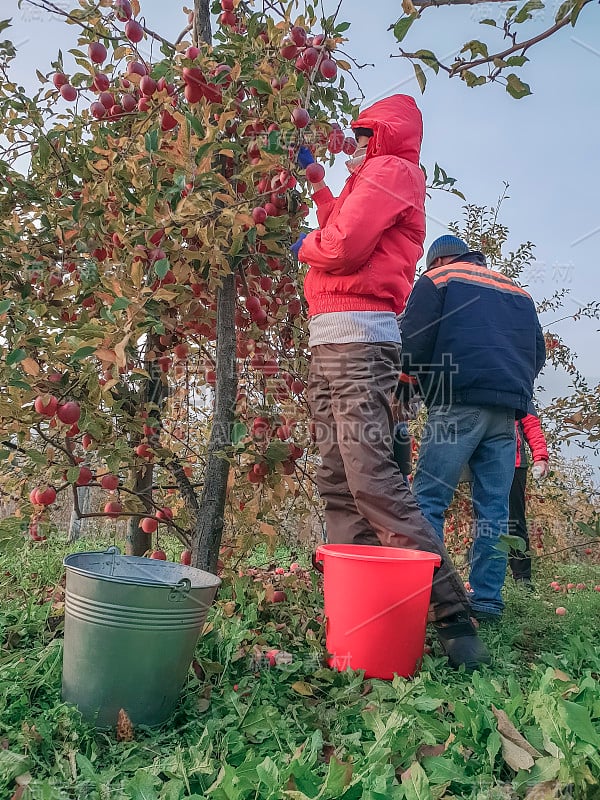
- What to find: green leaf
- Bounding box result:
[461,40,489,59]
[555,0,574,21]
[506,55,529,66]
[247,78,272,96]
[125,770,159,800]
[413,63,427,94]
[336,21,351,32]
[67,466,80,484]
[402,762,433,800]
[506,73,532,99]
[264,129,285,155]
[154,258,170,279]
[505,4,518,20]
[462,70,487,88]
[0,299,12,314]
[515,0,544,23]
[480,18,497,25]
[560,700,600,746]
[0,749,30,782]
[415,49,439,74]
[393,16,415,42]
[145,129,159,153]
[232,422,247,444]
[6,348,26,366]
[111,297,131,311]
[70,345,96,361]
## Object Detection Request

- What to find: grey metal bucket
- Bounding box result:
[62,547,221,728]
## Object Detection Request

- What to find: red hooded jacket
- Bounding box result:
[299,95,426,316]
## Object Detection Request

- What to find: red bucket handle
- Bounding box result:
[312,546,326,574]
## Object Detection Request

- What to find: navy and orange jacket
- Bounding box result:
[299,94,426,316]
[516,405,549,467]
[399,251,546,419]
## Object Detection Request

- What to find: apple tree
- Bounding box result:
[0,0,359,569]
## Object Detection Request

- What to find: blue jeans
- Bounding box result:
[412,405,516,615]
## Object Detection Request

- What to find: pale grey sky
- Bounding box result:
[5,0,600,461]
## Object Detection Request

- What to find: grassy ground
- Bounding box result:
[1,522,600,799]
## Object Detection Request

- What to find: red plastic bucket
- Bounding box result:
[315,544,441,679]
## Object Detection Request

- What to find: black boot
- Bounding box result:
[434,612,491,671]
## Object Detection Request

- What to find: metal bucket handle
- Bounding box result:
[103,545,121,576]
[169,578,191,602]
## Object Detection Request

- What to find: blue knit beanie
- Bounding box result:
[425,235,469,269]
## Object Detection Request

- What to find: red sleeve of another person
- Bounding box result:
[521,413,549,462]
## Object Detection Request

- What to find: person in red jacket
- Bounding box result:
[295,94,490,671]
[510,404,550,585]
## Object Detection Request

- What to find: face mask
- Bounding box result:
[345,145,368,174]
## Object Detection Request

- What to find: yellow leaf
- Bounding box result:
[95,348,117,364]
[336,60,352,71]
[260,522,278,539]
[499,734,535,771]
[93,159,110,172]
[20,357,40,376]
[114,333,132,369]
[222,601,236,618]
[291,681,315,696]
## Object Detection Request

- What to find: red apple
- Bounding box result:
[121,93,137,112]
[88,42,107,64]
[135,443,153,459]
[319,58,337,80]
[221,0,235,8]
[291,107,310,128]
[90,101,107,119]
[555,607,567,616]
[305,163,325,184]
[104,500,123,517]
[160,110,178,131]
[99,91,114,109]
[93,73,110,92]
[114,0,132,21]
[125,19,144,43]
[34,395,59,417]
[156,507,174,521]
[343,136,357,155]
[140,75,157,96]
[271,590,286,603]
[126,61,147,77]
[290,26,307,47]
[76,466,93,486]
[37,486,57,506]
[185,45,200,60]
[328,129,345,154]
[150,549,167,560]
[219,10,237,26]
[52,73,68,89]
[60,84,77,102]
[180,549,192,566]
[303,47,320,68]
[280,43,298,60]
[140,517,158,533]
[57,401,81,425]
[101,473,119,491]
[252,206,267,224]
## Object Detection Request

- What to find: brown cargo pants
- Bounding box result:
[307,342,470,622]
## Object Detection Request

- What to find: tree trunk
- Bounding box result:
[192,273,237,572]
[193,0,212,47]
[126,338,167,555]
[189,0,237,573]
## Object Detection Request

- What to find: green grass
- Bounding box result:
[1,524,600,799]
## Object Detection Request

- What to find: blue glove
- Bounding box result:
[290,232,307,258]
[297,145,315,169]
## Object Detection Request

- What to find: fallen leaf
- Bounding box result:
[291,681,314,696]
[222,601,236,617]
[553,669,571,682]
[499,733,535,771]
[492,705,542,757]
[525,780,563,799]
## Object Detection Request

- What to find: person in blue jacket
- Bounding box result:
[396,235,546,623]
